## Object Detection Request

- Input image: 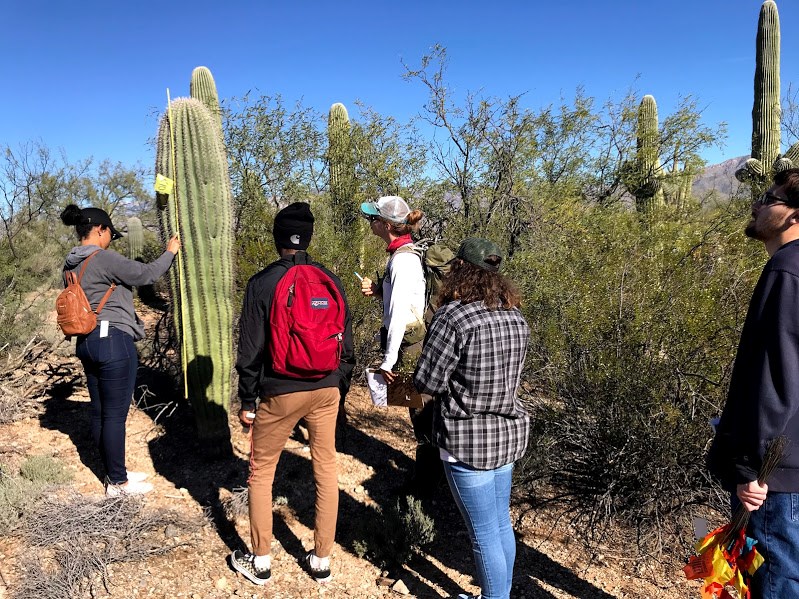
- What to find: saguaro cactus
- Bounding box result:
[736,0,781,193]
[126,216,143,261]
[190,66,223,143]
[155,97,234,445]
[328,103,357,231]
[623,95,664,214]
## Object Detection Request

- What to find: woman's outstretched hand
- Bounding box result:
[166,235,181,254]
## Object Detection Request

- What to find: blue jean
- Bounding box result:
[746,492,799,599]
[443,460,515,599]
[76,326,138,484]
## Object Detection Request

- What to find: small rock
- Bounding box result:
[390,579,410,595]
[215,577,229,590]
[377,576,395,587]
[354,485,364,495]
[164,524,179,538]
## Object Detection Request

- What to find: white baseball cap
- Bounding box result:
[360,195,411,224]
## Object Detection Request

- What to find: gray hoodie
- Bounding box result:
[63,245,176,340]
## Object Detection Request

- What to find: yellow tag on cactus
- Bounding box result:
[154,174,174,195]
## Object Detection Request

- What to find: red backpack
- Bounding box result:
[269,254,346,379]
[56,251,116,337]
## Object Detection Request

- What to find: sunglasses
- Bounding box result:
[756,191,793,207]
[365,214,381,223]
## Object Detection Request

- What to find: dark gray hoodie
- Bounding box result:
[63,245,175,340]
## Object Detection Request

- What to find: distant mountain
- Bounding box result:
[692,155,747,204]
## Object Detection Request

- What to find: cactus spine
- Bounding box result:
[126,216,144,261]
[736,1,781,194]
[328,103,357,231]
[155,96,234,445]
[625,95,664,214]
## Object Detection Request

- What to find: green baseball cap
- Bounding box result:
[456,237,503,272]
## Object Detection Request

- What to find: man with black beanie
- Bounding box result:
[231,202,354,586]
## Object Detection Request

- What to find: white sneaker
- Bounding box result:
[105,480,153,497]
[127,471,150,483]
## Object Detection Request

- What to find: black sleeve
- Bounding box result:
[235,276,268,412]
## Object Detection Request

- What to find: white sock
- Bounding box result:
[309,553,329,570]
[253,554,271,570]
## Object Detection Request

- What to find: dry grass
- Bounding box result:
[12,493,205,599]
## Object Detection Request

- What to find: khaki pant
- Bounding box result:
[248,387,339,558]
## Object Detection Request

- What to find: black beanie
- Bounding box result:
[273,202,314,250]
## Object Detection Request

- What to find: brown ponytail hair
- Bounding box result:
[387,209,423,236]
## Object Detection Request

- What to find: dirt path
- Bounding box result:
[0,364,692,598]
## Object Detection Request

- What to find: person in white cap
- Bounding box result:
[359,195,441,496]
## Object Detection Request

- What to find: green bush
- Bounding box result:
[510,196,761,552]
[352,495,436,567]
[0,473,43,535]
[19,455,72,485]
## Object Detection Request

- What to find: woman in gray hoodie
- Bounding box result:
[60,204,180,496]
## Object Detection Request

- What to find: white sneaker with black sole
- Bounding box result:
[304,551,332,583]
[230,550,271,585]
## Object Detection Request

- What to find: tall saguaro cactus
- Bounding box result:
[328,103,357,231]
[736,1,784,193]
[155,96,234,446]
[624,95,665,214]
[126,216,143,261]
[190,66,223,138]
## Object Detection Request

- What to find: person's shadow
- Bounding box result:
[40,373,105,484]
[332,406,618,598]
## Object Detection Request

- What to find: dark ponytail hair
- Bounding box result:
[60,204,94,240]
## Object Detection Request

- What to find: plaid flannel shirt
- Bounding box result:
[414,300,530,470]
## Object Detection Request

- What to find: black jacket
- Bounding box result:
[235,252,355,413]
[709,239,799,492]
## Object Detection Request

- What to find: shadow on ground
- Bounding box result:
[40,359,616,598]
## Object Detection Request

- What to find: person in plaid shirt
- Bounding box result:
[414,237,530,599]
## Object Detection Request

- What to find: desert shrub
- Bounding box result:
[13,494,204,599]
[19,455,72,485]
[0,222,63,351]
[0,472,44,535]
[510,197,761,553]
[352,495,436,567]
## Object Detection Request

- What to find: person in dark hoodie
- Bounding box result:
[231,202,354,587]
[60,204,180,497]
[708,168,799,598]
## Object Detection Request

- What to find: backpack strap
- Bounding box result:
[94,283,117,315]
[394,244,422,258]
[69,250,116,315]
[75,250,102,284]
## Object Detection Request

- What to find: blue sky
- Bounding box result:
[4,0,799,171]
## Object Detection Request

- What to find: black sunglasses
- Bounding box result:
[365,214,381,223]
[756,191,793,207]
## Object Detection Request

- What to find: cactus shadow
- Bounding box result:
[137,362,247,554]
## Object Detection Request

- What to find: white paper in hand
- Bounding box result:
[366,368,388,407]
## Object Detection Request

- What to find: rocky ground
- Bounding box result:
[0,308,697,598]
